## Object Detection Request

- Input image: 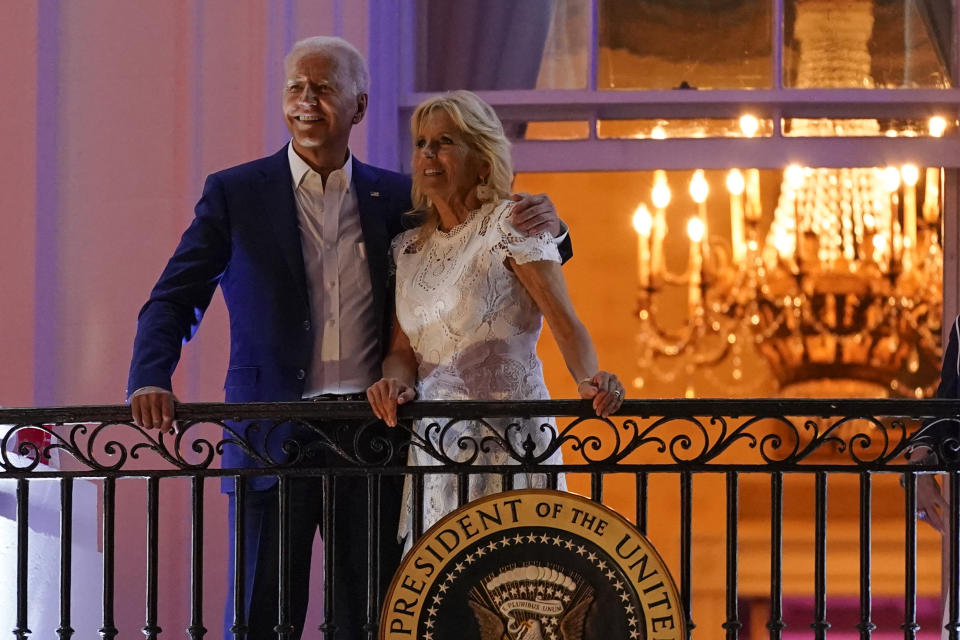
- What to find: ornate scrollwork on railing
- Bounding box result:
[2,398,960,475]
[409,417,568,467]
[0,410,396,473]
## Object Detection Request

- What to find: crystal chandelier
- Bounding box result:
[634,159,943,399]
[633,0,944,399]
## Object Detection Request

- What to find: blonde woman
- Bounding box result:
[367,90,624,548]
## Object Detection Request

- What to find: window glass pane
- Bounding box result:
[783,0,954,88]
[598,0,773,89]
[521,121,591,140]
[783,115,957,137]
[598,116,775,139]
[515,166,943,400]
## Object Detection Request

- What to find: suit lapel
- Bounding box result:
[353,158,390,340]
[260,145,308,303]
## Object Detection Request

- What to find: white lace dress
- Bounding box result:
[393,199,566,547]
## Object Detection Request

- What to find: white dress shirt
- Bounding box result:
[288,144,381,397]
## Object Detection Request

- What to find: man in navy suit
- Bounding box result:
[128,36,564,639]
[910,315,960,533]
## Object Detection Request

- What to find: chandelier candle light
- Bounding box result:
[633,204,652,290]
[727,169,746,266]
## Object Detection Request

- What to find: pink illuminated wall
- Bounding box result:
[0,0,391,635]
[0,3,38,407]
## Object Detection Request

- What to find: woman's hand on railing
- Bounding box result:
[916,474,947,533]
[366,378,417,427]
[577,371,624,419]
[909,445,948,533]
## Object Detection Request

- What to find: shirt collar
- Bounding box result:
[287,142,353,191]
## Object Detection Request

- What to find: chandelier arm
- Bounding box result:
[659,269,694,287]
[637,306,701,354]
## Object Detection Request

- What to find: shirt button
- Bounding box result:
[303,320,311,331]
[296,369,306,380]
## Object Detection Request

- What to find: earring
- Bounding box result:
[476,176,494,202]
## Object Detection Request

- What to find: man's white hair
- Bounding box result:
[284,36,370,95]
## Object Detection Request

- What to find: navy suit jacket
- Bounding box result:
[128,145,411,478]
[923,315,960,457]
[905,315,960,460]
[937,316,960,401]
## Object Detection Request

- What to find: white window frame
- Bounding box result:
[383,0,960,322]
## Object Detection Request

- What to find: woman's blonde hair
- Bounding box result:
[408,90,512,233]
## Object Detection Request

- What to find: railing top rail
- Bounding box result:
[3,397,960,424]
[4,398,959,476]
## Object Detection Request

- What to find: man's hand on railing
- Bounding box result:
[130,388,177,434]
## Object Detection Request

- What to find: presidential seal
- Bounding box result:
[381,489,684,640]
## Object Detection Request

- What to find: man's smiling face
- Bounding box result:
[282,51,365,156]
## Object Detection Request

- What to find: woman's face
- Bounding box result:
[413,110,486,209]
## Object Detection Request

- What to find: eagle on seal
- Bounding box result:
[467,564,595,640]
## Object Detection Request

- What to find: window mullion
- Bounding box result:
[589,0,598,92]
[773,0,784,90]
[400,88,960,120]
[510,137,960,173]
[954,1,960,88]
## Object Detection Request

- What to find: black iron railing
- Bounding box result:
[2,398,960,640]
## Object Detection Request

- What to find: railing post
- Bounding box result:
[365,474,378,640]
[320,474,337,639]
[723,471,741,640]
[903,472,920,639]
[412,473,424,542]
[948,471,960,640]
[15,479,30,640]
[99,477,118,640]
[457,471,469,508]
[767,472,785,640]
[57,477,74,640]
[858,471,875,640]
[142,477,161,640]
[188,475,207,640]
[231,476,248,640]
[636,471,648,536]
[812,472,830,638]
[275,475,293,640]
[681,470,694,638]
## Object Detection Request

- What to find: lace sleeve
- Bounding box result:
[494,202,561,265]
